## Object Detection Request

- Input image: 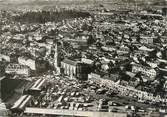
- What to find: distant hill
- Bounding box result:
[1,0,165,4]
[0,0,166,10]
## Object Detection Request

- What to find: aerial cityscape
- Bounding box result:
[1,0,167,117]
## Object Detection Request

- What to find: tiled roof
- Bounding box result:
[62,59,78,66]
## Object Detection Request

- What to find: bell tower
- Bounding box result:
[54,42,58,68]
[54,42,60,74]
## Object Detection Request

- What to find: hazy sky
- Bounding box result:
[1,0,166,4]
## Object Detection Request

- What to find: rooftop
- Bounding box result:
[62,59,79,66]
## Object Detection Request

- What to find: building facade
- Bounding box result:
[131,64,156,78]
[140,36,154,44]
[18,57,36,70]
[61,59,90,80]
[61,59,78,78]
[0,61,6,77]
[0,54,10,62]
[5,64,30,76]
[76,63,90,80]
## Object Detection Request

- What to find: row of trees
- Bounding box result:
[13,10,91,23]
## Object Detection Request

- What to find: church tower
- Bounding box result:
[54,42,58,68]
[54,42,60,73]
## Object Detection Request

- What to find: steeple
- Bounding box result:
[54,42,58,68]
[54,41,60,74]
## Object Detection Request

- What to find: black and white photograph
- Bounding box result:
[0,0,167,117]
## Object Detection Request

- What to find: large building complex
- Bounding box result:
[1,1,167,117]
